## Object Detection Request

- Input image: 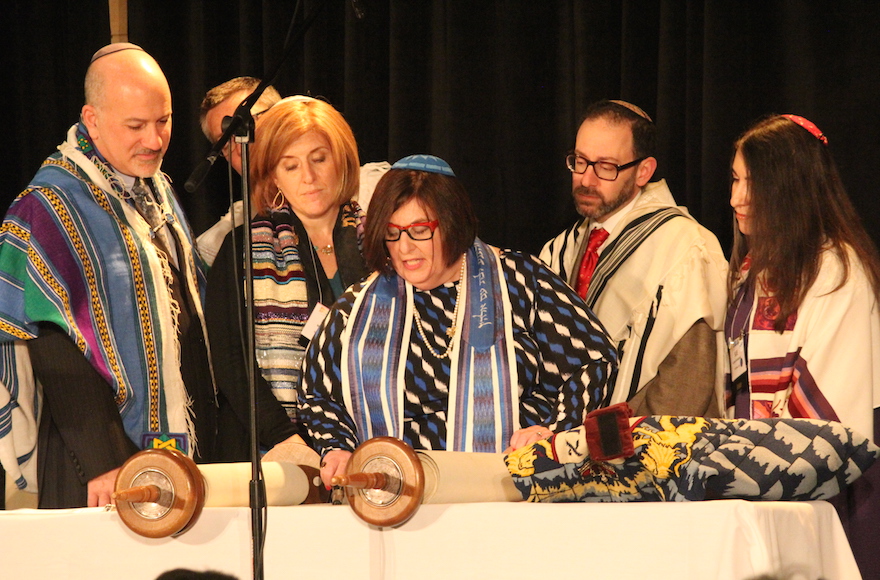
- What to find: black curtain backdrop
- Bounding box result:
[0,2,111,216]
[3,1,880,259]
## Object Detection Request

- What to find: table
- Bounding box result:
[0,500,859,579]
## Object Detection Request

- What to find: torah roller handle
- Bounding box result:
[112,445,324,538]
[113,437,520,536]
[331,437,425,527]
[331,436,521,528]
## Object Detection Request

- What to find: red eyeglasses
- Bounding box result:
[384,220,439,241]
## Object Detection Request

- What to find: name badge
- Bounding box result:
[728,336,747,381]
[299,302,331,347]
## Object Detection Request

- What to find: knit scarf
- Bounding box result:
[252,203,364,418]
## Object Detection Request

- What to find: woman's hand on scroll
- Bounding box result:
[320,449,352,488]
[505,425,554,454]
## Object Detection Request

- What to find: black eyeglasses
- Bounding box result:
[565,153,646,181]
[385,220,439,241]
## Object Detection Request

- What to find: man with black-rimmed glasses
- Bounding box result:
[541,100,727,418]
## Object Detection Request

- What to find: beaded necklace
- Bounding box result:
[412,255,467,359]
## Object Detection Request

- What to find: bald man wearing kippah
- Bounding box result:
[0,44,219,508]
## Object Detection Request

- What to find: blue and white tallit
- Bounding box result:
[341,239,518,452]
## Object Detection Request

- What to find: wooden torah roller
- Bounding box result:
[112,445,322,538]
[332,437,521,528]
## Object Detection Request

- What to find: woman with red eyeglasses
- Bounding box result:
[296,155,618,487]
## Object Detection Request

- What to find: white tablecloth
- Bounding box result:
[0,500,859,580]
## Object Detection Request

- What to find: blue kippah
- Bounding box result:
[391,154,456,177]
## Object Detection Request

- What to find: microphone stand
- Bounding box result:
[183,1,335,579]
[241,126,265,580]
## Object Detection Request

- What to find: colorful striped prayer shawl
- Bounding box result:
[341,239,518,452]
[724,246,879,440]
[0,124,208,490]
[252,203,363,418]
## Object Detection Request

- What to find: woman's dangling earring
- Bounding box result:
[271,188,285,211]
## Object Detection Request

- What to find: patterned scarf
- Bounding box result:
[341,239,518,452]
[252,203,364,418]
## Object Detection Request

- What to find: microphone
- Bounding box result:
[184,152,219,193]
[351,0,366,19]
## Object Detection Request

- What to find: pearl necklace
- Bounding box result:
[412,255,467,359]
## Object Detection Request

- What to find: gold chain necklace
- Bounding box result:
[412,255,467,359]
[314,244,334,255]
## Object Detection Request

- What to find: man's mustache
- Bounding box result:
[573,185,600,197]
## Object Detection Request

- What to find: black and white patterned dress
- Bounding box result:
[298,250,617,456]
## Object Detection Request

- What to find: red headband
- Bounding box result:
[781,114,828,146]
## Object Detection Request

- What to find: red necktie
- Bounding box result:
[574,227,609,298]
